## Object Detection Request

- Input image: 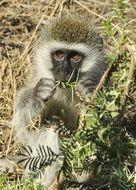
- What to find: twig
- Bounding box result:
[123,44,136,105]
[15,0,55,77]
[6,62,17,155]
[74,0,107,21]
[74,0,129,36]
[79,65,112,129]
[90,66,111,102]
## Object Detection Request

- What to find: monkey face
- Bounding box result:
[51,49,85,82]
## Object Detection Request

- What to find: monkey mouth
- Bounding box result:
[54,71,77,83]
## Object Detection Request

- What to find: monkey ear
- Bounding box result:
[91,28,104,49]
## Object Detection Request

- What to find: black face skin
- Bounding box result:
[51,49,85,82]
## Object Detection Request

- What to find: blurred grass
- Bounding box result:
[0,174,44,190]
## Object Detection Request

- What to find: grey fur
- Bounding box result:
[12,14,106,188]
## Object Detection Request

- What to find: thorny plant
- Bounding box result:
[0,0,136,189]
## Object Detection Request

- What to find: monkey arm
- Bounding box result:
[12,78,55,144]
[12,78,62,188]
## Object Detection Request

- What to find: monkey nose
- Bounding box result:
[63,66,70,75]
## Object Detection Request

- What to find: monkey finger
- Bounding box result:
[36,87,53,100]
[35,78,56,100]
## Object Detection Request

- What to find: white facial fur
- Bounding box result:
[35,40,99,78]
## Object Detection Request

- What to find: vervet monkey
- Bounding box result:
[12,14,106,188]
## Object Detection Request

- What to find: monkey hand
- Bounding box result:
[77,79,97,95]
[76,83,91,95]
[34,78,56,101]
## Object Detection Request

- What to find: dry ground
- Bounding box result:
[0,0,136,184]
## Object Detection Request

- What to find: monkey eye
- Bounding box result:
[71,54,82,62]
[54,51,65,61]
